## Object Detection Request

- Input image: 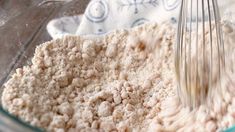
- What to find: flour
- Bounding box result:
[1,22,235,132]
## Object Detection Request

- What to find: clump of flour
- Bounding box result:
[2,22,235,132]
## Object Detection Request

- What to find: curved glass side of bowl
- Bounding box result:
[0,0,89,131]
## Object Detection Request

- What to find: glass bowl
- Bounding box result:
[0,0,234,131]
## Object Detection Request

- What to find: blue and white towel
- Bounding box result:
[47,0,235,39]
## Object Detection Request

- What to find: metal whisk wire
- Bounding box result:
[175,0,225,108]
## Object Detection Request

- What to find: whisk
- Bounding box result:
[175,0,225,108]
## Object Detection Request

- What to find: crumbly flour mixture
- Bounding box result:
[2,23,235,132]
